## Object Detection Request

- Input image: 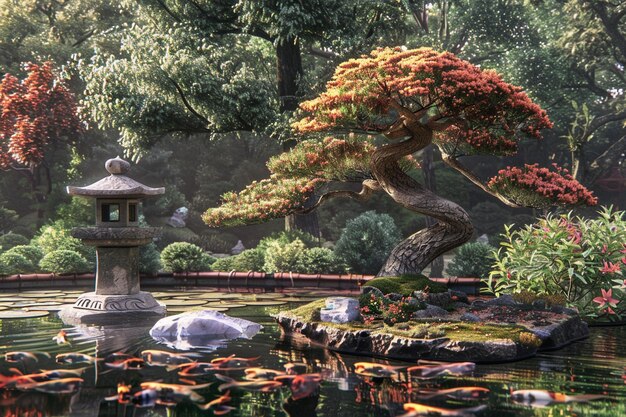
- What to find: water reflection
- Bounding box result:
[0,290,624,417]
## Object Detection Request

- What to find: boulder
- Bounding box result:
[150,310,262,349]
[231,240,245,255]
[412,304,450,319]
[320,297,360,324]
[484,294,517,307]
[460,313,481,322]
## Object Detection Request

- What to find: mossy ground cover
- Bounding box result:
[364,274,447,296]
[283,299,542,348]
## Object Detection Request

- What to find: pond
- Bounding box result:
[0,288,624,417]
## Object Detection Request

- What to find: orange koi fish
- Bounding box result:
[140,381,212,403]
[215,374,283,393]
[196,390,235,415]
[408,361,475,378]
[5,351,50,362]
[244,367,286,381]
[211,355,260,370]
[284,362,308,375]
[52,330,70,345]
[141,349,196,366]
[132,389,159,408]
[401,403,487,416]
[418,386,491,401]
[288,373,322,400]
[16,377,83,394]
[104,383,132,404]
[56,353,101,365]
[0,368,85,388]
[105,357,145,370]
[354,362,405,378]
[175,362,216,376]
[511,389,608,407]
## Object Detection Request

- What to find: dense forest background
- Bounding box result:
[0,0,624,268]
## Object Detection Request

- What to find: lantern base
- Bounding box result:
[59,291,166,325]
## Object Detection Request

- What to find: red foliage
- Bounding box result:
[293,47,552,155]
[0,62,81,169]
[488,163,598,206]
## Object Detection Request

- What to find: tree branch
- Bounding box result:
[440,151,522,208]
[295,179,381,214]
[165,74,210,127]
[588,134,626,183]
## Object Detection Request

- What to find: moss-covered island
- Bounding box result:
[276,276,589,363]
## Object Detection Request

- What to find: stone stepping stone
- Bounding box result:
[28,304,72,312]
[0,310,50,319]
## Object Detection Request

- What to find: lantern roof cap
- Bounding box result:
[66,156,165,198]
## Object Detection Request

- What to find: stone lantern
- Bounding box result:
[59,157,166,323]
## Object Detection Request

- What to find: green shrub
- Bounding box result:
[334,211,401,275]
[366,274,448,296]
[0,232,29,252]
[263,239,306,273]
[0,207,18,233]
[301,247,347,274]
[39,250,90,274]
[4,245,44,265]
[160,242,213,272]
[488,206,626,321]
[231,248,265,271]
[257,230,319,252]
[211,256,236,272]
[33,222,94,261]
[0,252,34,275]
[191,232,240,253]
[139,242,161,275]
[446,242,496,279]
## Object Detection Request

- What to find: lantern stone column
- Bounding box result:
[59,157,166,324]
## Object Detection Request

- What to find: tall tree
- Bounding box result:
[204,47,596,276]
[0,62,82,218]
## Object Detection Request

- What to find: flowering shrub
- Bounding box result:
[358,293,422,326]
[488,163,597,208]
[487,207,626,321]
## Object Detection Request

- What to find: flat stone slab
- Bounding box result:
[275,299,589,363]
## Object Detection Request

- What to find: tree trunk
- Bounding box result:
[276,36,320,237]
[422,144,445,277]
[372,127,473,276]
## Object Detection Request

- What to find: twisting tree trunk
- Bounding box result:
[422,144,445,277]
[372,126,473,276]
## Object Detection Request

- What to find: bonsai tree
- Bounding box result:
[204,47,596,276]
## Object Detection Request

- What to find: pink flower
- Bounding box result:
[600,261,621,275]
[601,244,608,254]
[593,288,619,308]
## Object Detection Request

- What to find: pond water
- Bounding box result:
[0,288,624,417]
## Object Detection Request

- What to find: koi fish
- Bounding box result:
[56,353,101,365]
[401,403,487,416]
[288,373,322,400]
[244,367,286,381]
[511,390,608,407]
[196,390,235,415]
[132,389,159,408]
[105,357,145,370]
[284,362,308,375]
[5,351,50,362]
[211,355,260,370]
[140,381,212,403]
[141,349,196,366]
[104,383,132,404]
[215,374,283,393]
[417,387,491,401]
[1,368,85,388]
[105,352,134,362]
[354,362,405,378]
[16,377,83,394]
[52,330,70,345]
[175,362,216,376]
[408,361,476,378]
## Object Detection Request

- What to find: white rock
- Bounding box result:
[149,310,262,349]
[231,240,245,255]
[319,297,360,323]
